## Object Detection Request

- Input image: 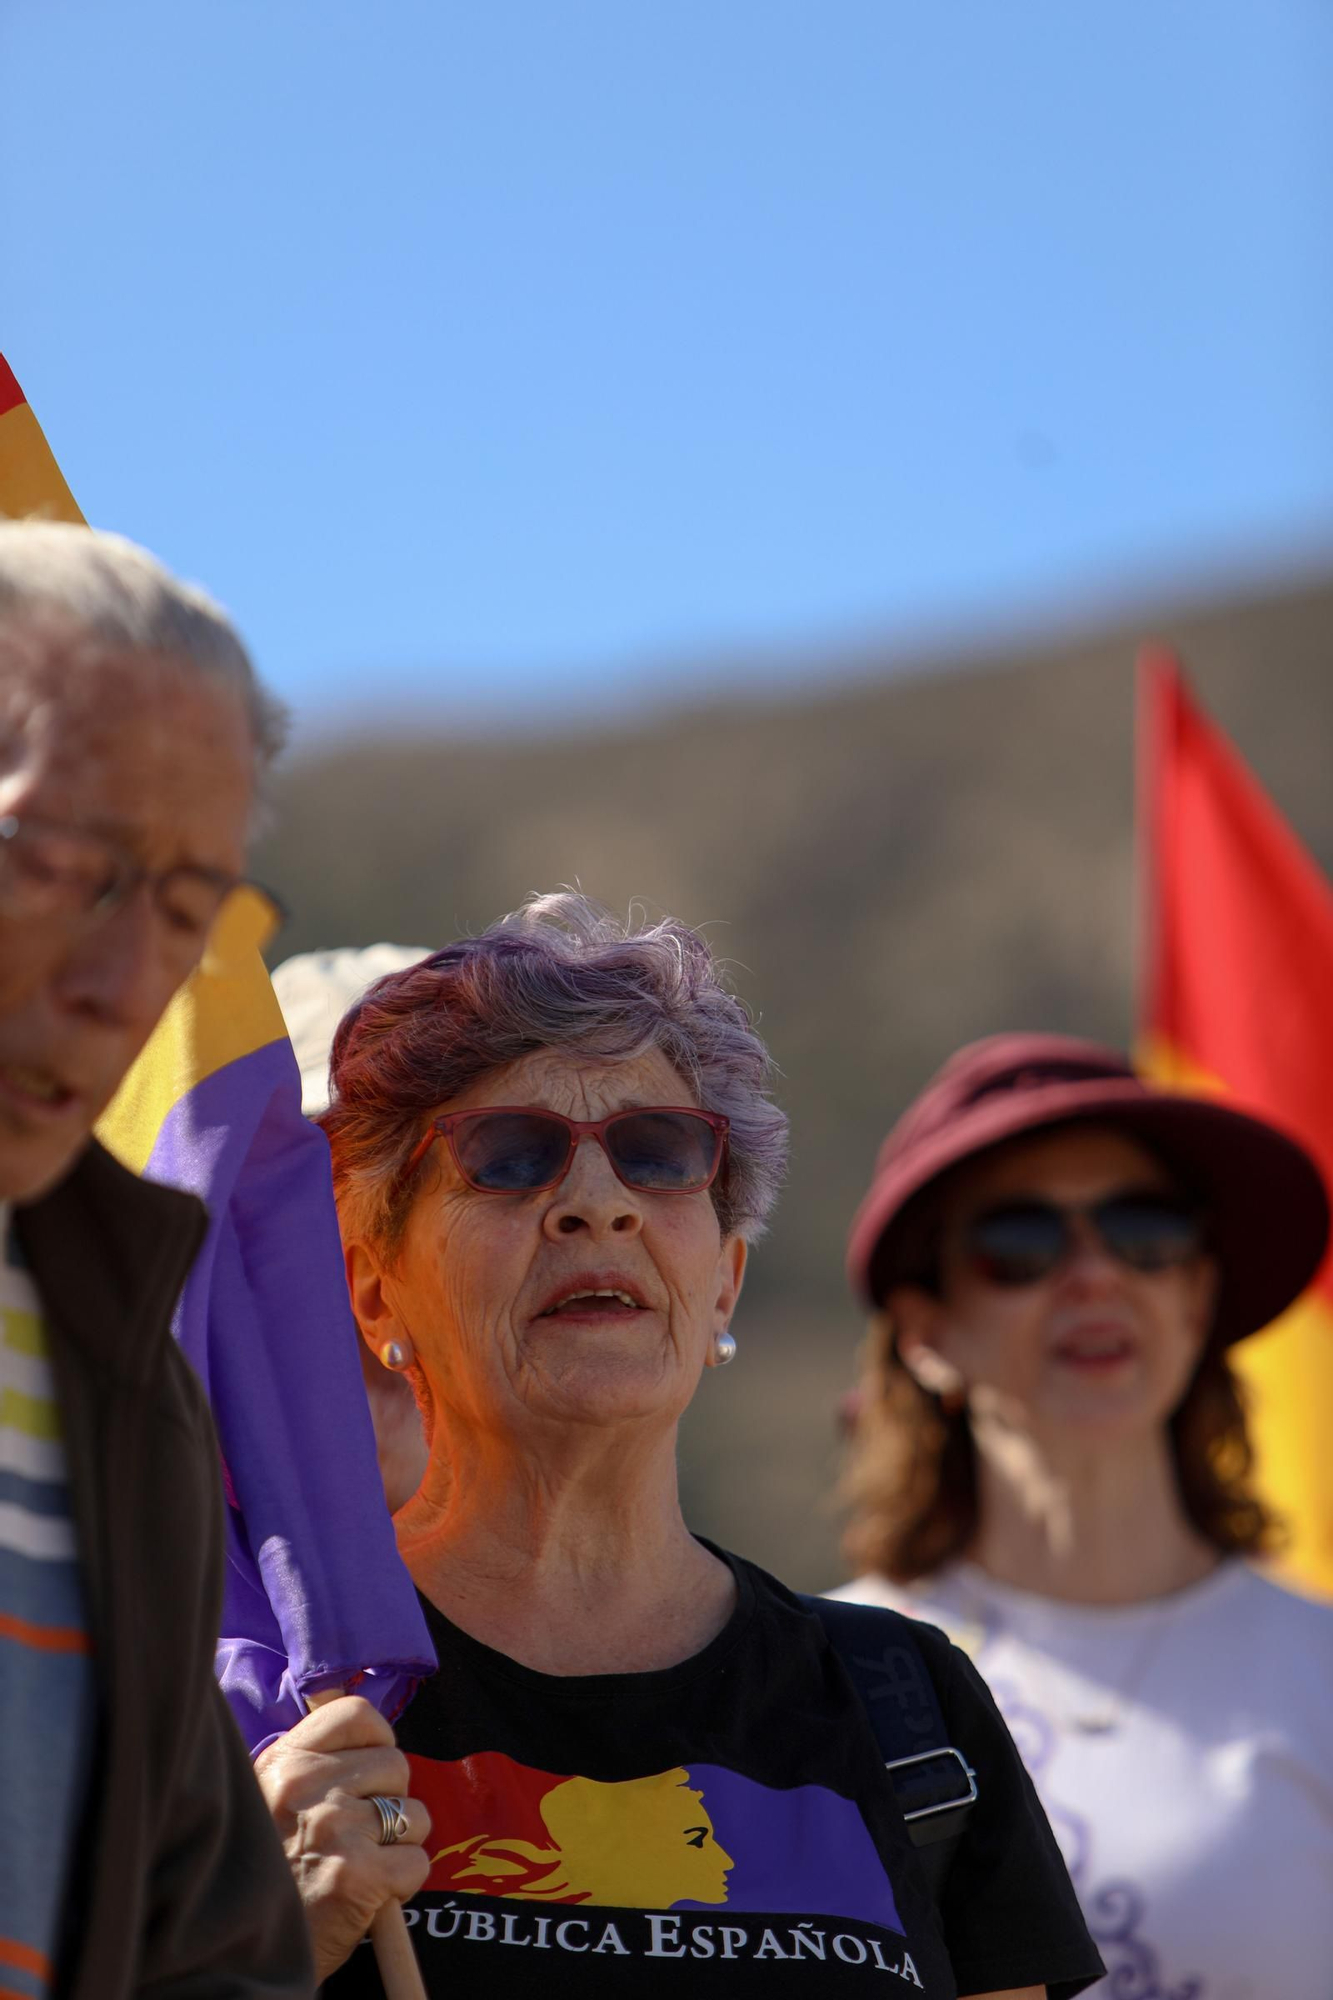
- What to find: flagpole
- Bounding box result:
[368,1905,428,2000]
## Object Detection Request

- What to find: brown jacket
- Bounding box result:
[19,1139,313,1999]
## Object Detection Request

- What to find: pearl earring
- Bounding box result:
[381,1340,408,1371]
[712,1328,737,1367]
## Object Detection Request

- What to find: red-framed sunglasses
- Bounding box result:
[405,1105,730,1196]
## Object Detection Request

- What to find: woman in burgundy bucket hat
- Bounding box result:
[832,1033,1333,2000]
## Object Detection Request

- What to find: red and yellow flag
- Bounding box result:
[0,356,84,524]
[1138,649,1333,1597]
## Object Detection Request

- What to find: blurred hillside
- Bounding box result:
[257,572,1333,1588]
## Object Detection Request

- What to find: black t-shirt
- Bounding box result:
[325,1550,1101,1998]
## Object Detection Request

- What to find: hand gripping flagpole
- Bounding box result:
[2,352,436,1996]
[306,1687,428,2000]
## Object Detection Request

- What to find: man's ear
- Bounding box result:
[888,1283,966,1402]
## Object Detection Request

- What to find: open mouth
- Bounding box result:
[538,1286,648,1320]
[1052,1332,1136,1369]
[0,1062,77,1116]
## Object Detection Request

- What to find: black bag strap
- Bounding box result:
[803,1594,947,1759]
[799,1594,976,1906]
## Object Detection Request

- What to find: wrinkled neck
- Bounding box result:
[394,1412,734,1673]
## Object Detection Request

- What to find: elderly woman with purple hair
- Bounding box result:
[257,893,1102,2000]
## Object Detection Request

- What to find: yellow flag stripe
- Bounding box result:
[96,885,288,1175]
[1141,1030,1333,1601]
[1233,1292,1333,1600]
[1134,1032,1228,1097]
[0,401,86,525]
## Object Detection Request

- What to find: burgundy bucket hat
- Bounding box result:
[847,1033,1330,1345]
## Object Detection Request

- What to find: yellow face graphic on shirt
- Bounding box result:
[540,1769,734,1906]
[437,1765,734,1907]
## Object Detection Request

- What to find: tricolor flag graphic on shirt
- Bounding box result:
[1,350,435,1745]
[1138,651,1333,1598]
[407,1750,906,1933]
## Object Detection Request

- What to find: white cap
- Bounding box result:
[272,944,432,1117]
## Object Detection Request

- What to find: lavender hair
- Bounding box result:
[321,891,789,1257]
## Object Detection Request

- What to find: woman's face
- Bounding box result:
[891,1125,1218,1448]
[356,1045,746,1446]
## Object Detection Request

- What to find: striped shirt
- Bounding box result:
[0,1207,94,2000]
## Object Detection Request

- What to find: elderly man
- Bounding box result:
[0,522,313,1997]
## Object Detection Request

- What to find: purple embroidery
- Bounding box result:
[987,1673,1091,1885]
[1086,1881,1203,2000]
[973,1620,1207,1999]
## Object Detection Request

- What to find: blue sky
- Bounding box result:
[3,1,1331,732]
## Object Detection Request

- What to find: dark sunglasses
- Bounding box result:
[959,1189,1205,1287]
[405,1105,730,1195]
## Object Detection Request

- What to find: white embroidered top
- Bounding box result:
[829,1560,1333,2000]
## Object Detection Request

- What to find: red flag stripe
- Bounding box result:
[0,354,26,418]
[1138,649,1333,1279]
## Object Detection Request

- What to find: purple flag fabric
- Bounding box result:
[129,1027,435,1751]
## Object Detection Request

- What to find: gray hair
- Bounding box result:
[0,519,287,769]
[322,891,790,1256]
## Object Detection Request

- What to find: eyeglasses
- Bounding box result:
[958,1190,1205,1287]
[0,813,284,968]
[406,1105,730,1195]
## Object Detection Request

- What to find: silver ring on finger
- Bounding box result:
[370,1794,410,1846]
